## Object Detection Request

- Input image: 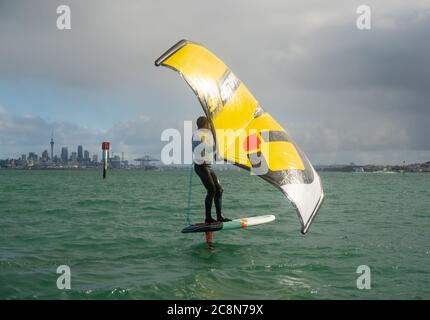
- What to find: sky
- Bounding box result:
[0,0,429,165]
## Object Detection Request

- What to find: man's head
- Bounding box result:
[196,116,210,129]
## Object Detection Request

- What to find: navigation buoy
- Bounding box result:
[102,142,110,179]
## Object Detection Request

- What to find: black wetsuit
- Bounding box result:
[194,163,223,221]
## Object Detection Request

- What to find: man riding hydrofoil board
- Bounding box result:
[192,116,232,224]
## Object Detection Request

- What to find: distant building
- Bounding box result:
[84,150,90,161]
[61,147,68,163]
[135,155,159,170]
[71,152,77,163]
[92,154,98,164]
[50,130,54,160]
[21,154,26,161]
[77,145,83,162]
[41,150,49,161]
[28,152,38,162]
[110,155,121,169]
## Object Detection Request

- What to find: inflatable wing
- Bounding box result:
[155,40,324,234]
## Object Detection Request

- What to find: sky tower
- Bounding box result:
[50,130,54,160]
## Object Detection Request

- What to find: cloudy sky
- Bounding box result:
[0,0,429,165]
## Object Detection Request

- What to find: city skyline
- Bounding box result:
[0,1,429,165]
[17,129,96,163]
[0,131,427,168]
[0,128,132,169]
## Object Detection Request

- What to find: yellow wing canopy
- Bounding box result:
[155,40,324,234]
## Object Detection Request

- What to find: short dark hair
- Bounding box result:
[196,116,209,129]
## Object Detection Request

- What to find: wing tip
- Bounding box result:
[300,190,325,234]
[154,39,191,67]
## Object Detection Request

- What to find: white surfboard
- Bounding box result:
[181,215,276,233]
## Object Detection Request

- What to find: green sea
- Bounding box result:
[0,169,429,299]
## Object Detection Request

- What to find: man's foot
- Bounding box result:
[205,217,218,224]
[217,214,232,222]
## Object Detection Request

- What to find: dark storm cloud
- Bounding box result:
[0,0,429,164]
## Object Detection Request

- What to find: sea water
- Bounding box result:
[0,169,429,299]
